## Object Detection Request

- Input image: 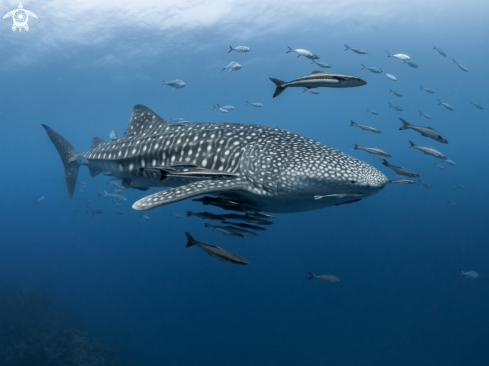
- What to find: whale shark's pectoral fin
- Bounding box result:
[132,178,250,211]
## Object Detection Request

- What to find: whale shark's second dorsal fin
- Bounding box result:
[124,105,169,136]
[132,178,251,211]
[91,137,105,150]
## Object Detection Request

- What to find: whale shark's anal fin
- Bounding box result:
[42,124,80,199]
[132,178,250,211]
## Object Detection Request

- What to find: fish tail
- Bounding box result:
[386,50,391,57]
[409,141,416,148]
[220,63,226,73]
[350,120,356,127]
[269,78,287,98]
[418,179,422,185]
[389,88,392,93]
[185,232,199,247]
[228,46,233,53]
[399,118,411,130]
[389,103,393,108]
[452,59,456,64]
[353,144,360,149]
[246,101,250,106]
[204,223,213,229]
[307,271,315,280]
[419,85,423,90]
[303,88,307,93]
[381,159,389,167]
[344,44,350,51]
[286,46,293,53]
[42,124,80,199]
[437,99,442,105]
[160,78,166,87]
[186,211,193,217]
[458,269,463,277]
[360,64,366,70]
[418,111,422,116]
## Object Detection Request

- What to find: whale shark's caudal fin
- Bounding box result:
[269,78,287,98]
[42,124,80,199]
[132,178,251,211]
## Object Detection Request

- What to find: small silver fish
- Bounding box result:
[366,108,379,115]
[433,46,447,57]
[170,211,183,218]
[77,188,84,193]
[187,211,225,221]
[384,72,397,81]
[444,159,456,166]
[97,190,109,199]
[344,44,367,54]
[307,271,340,284]
[303,88,320,94]
[111,188,123,193]
[161,78,185,89]
[205,223,256,237]
[115,210,123,215]
[409,141,446,160]
[459,270,478,279]
[78,181,87,185]
[447,200,458,207]
[386,51,410,60]
[34,196,44,204]
[389,179,416,185]
[311,60,332,68]
[418,111,433,119]
[219,105,235,111]
[107,193,127,201]
[246,101,263,107]
[361,64,382,73]
[110,129,118,141]
[404,61,418,68]
[140,213,150,220]
[418,180,433,188]
[185,232,249,265]
[350,120,381,133]
[399,118,448,144]
[220,61,241,73]
[113,200,122,207]
[229,45,250,53]
[382,159,420,178]
[94,209,104,214]
[452,59,468,72]
[434,163,445,170]
[84,199,92,204]
[286,46,319,59]
[438,99,454,111]
[353,144,391,157]
[71,205,77,212]
[389,103,403,111]
[420,86,435,94]
[170,118,185,123]
[454,182,464,189]
[389,88,403,97]
[213,105,229,113]
[314,193,364,200]
[470,101,483,110]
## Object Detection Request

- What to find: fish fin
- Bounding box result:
[160,78,166,87]
[307,272,315,280]
[286,46,293,53]
[381,159,389,167]
[353,144,359,149]
[350,120,356,127]
[386,50,391,57]
[437,99,442,105]
[311,71,327,74]
[408,141,416,148]
[361,64,366,70]
[133,178,251,211]
[91,137,105,149]
[220,62,226,73]
[458,269,463,277]
[185,232,199,247]
[124,105,169,136]
[204,223,213,229]
[42,124,80,199]
[399,118,411,130]
[228,46,233,53]
[269,78,287,98]
[186,211,193,217]
[88,166,103,178]
[344,44,350,51]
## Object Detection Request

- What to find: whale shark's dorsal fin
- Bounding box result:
[311,71,327,74]
[132,178,251,211]
[124,105,169,136]
[91,137,105,150]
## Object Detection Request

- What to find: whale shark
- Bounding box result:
[42,105,388,213]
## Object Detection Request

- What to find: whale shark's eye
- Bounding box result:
[367,185,371,188]
[350,181,356,184]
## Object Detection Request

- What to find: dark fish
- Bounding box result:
[221,213,273,225]
[382,159,420,178]
[185,232,249,265]
[221,221,267,231]
[187,211,225,221]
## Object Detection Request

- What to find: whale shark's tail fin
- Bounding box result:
[42,124,80,199]
[307,272,316,280]
[269,78,287,98]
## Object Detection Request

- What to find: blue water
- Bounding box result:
[1,2,488,365]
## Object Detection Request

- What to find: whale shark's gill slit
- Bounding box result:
[334,198,362,206]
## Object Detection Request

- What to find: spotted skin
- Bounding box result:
[45,105,388,213]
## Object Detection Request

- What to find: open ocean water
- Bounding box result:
[0,1,488,365]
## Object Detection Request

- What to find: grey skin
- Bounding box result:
[361,64,383,73]
[185,232,249,265]
[161,78,185,89]
[366,108,379,115]
[404,61,418,68]
[344,44,367,54]
[307,272,340,284]
[221,221,267,231]
[353,144,391,158]
[470,101,484,110]
[420,85,434,93]
[454,182,464,189]
[269,71,366,98]
[459,270,478,279]
[311,60,332,68]
[399,118,448,144]
[388,179,416,184]
[187,211,225,221]
[205,223,257,237]
[382,159,420,178]
[220,61,241,73]
[418,111,433,119]
[438,99,454,111]
[389,103,403,111]
[229,45,250,53]
[246,101,263,107]
[433,46,447,57]
[408,141,447,159]
[389,89,403,97]
[418,180,433,188]
[286,46,320,60]
[350,120,381,133]
[452,59,468,72]
[43,105,388,214]
[221,213,273,225]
